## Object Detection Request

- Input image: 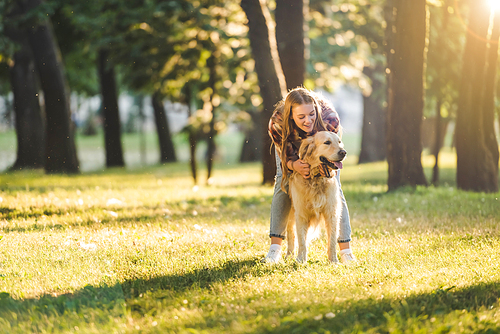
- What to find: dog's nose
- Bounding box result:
[338,150,347,158]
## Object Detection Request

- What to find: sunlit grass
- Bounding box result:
[1,151,500,333]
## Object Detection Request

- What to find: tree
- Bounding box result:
[21,0,79,173]
[4,3,45,170]
[358,64,386,163]
[385,0,428,190]
[182,84,199,184]
[275,0,304,90]
[482,11,500,172]
[206,52,218,182]
[307,0,387,163]
[97,48,125,168]
[240,110,262,162]
[425,0,464,185]
[351,1,387,164]
[456,0,498,192]
[152,92,177,163]
[241,0,284,184]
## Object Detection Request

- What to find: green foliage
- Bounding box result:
[307,0,386,93]
[425,0,465,119]
[0,157,499,332]
[62,0,258,135]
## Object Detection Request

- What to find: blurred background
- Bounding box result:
[0,0,499,191]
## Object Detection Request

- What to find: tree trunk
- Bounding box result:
[22,0,79,173]
[385,0,428,190]
[429,0,451,186]
[482,12,500,171]
[456,0,498,192]
[5,10,45,170]
[184,86,197,184]
[98,49,125,168]
[136,95,147,166]
[241,0,284,184]
[206,53,218,183]
[240,110,262,162]
[358,64,386,164]
[275,0,304,90]
[432,99,442,186]
[152,92,177,164]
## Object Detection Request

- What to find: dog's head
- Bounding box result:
[298,131,346,170]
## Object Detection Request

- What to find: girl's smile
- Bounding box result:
[292,104,316,133]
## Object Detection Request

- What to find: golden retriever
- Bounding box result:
[286,131,346,263]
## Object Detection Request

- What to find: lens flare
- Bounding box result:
[489,0,500,11]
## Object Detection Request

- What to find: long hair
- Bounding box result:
[279,87,327,189]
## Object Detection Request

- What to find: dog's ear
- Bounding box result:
[299,136,315,161]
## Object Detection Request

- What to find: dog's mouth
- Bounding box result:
[320,156,343,170]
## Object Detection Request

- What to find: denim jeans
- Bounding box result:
[269,151,352,243]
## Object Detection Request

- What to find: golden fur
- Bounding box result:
[287,131,346,263]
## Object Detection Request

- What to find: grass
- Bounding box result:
[1,147,500,333]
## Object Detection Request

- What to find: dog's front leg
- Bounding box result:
[295,218,309,263]
[286,214,295,259]
[326,216,339,264]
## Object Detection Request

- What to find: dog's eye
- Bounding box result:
[324,141,331,145]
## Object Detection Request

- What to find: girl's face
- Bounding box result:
[292,103,316,133]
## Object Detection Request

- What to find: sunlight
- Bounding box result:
[488,0,500,11]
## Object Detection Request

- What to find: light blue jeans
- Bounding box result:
[269,151,352,243]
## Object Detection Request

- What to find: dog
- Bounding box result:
[286,131,346,263]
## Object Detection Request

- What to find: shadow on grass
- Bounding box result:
[122,257,263,299]
[255,282,500,333]
[3,257,500,333]
[0,282,127,332]
[118,263,500,332]
[0,257,263,331]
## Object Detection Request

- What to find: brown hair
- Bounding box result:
[279,87,326,188]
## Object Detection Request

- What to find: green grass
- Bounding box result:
[1,150,500,333]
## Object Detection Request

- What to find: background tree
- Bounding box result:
[456,0,498,192]
[275,0,305,90]
[239,110,262,162]
[4,2,45,170]
[21,0,79,173]
[152,92,177,163]
[482,10,500,172]
[425,0,464,185]
[308,0,387,163]
[98,49,125,168]
[241,0,285,185]
[385,0,428,190]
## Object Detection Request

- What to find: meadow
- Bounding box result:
[0,131,500,333]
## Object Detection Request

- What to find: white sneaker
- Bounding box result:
[339,250,357,264]
[261,248,282,263]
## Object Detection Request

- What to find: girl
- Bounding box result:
[262,87,356,264]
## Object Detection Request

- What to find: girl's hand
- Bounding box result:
[293,160,311,179]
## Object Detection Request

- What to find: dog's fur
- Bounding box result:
[286,131,346,263]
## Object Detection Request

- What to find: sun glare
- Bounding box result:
[489,0,500,11]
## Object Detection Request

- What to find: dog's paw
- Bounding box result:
[296,255,307,263]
